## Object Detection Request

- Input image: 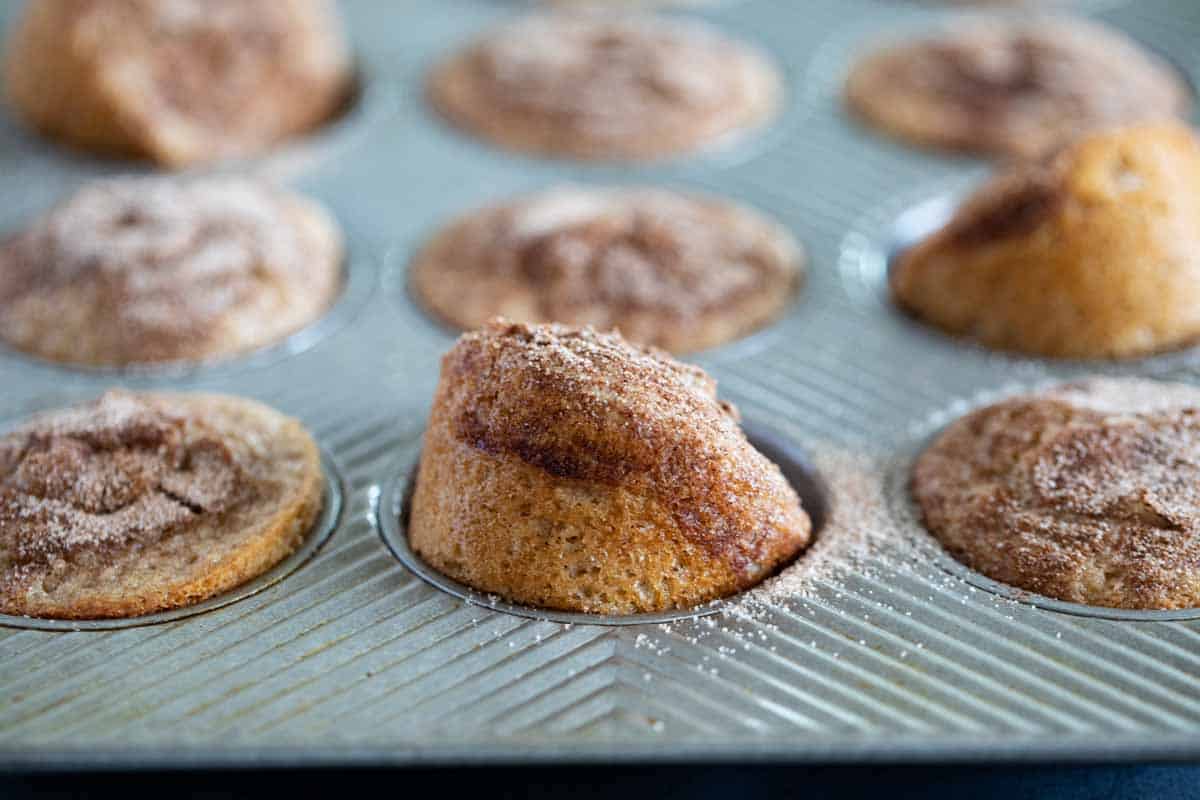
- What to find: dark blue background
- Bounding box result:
[5,764,1200,799]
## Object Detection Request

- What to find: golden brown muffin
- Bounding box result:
[891,122,1200,360]
[4,0,352,168]
[410,187,803,354]
[427,13,780,161]
[0,175,343,368]
[845,17,1189,158]
[0,390,324,619]
[408,320,812,615]
[913,378,1200,610]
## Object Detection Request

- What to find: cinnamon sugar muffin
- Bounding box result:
[4,0,353,168]
[0,176,343,368]
[410,187,803,353]
[427,14,780,161]
[408,320,812,615]
[891,122,1200,360]
[845,18,1189,158]
[0,390,324,619]
[913,378,1200,610]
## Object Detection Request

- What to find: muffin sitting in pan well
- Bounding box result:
[410,186,803,354]
[407,320,812,615]
[913,378,1200,610]
[891,122,1200,360]
[0,176,343,368]
[427,13,780,161]
[4,0,353,167]
[845,17,1189,158]
[0,391,324,620]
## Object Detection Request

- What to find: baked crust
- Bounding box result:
[426,13,780,161]
[4,0,352,167]
[845,17,1189,159]
[891,121,1200,359]
[408,320,812,614]
[409,187,802,354]
[0,176,343,368]
[913,378,1200,610]
[0,391,324,619]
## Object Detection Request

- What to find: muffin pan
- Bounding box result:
[4,0,1200,770]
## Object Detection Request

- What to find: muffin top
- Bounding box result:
[0,176,342,368]
[427,13,780,160]
[0,390,323,619]
[913,378,1200,610]
[891,121,1200,359]
[437,319,810,575]
[4,0,353,167]
[845,17,1189,158]
[410,187,802,353]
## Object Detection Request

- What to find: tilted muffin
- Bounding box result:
[4,0,352,167]
[410,187,803,354]
[0,175,343,368]
[913,378,1200,610]
[427,13,780,161]
[891,122,1200,359]
[408,320,812,614]
[0,390,324,619]
[845,17,1189,158]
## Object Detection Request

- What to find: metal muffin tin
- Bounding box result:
[4,0,1200,769]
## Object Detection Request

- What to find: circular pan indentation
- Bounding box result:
[375,423,828,626]
[0,448,345,632]
[0,226,378,383]
[838,177,1200,376]
[887,383,1200,622]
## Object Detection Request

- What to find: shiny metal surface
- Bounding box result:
[2,0,1200,769]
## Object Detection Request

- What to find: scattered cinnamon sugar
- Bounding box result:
[726,444,900,616]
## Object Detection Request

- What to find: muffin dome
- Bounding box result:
[4,0,352,167]
[427,13,780,161]
[410,186,803,354]
[0,390,324,619]
[407,320,812,614]
[0,176,342,368]
[892,122,1200,359]
[845,17,1189,158]
[913,378,1200,610]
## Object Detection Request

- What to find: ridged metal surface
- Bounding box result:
[2,0,1200,769]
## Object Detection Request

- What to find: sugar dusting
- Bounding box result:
[0,176,341,365]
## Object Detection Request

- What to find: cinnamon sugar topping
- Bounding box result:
[412,188,801,353]
[848,18,1189,157]
[429,13,780,160]
[442,320,809,575]
[0,392,247,585]
[913,378,1200,610]
[0,176,342,366]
